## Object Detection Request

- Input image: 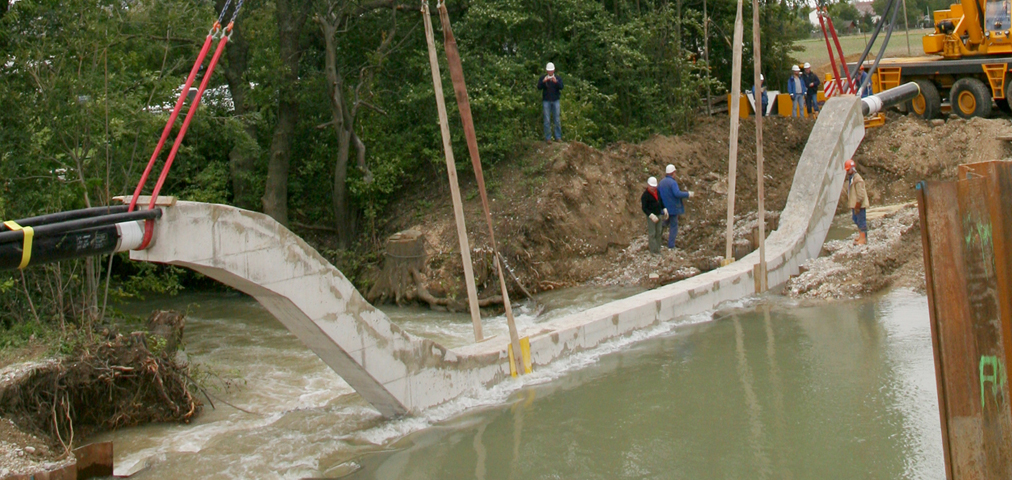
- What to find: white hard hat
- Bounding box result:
[760,74,764,81]
[804,62,811,68]
[792,65,800,72]
[647,177,658,187]
[546,62,555,71]
[665,164,676,174]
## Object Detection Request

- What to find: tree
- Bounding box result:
[262,0,312,226]
[315,1,405,246]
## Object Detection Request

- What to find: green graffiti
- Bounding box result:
[980,355,1007,407]
[965,214,994,276]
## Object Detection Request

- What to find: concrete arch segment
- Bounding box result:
[129,203,505,417]
[131,96,863,418]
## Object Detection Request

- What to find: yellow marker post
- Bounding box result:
[3,221,34,269]
[508,337,532,377]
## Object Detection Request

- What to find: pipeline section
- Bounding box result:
[0,208,161,271]
[861,82,921,116]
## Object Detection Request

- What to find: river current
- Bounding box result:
[96,288,943,479]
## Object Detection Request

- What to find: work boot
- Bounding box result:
[855,231,867,245]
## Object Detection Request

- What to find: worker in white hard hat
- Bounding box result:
[787,65,805,117]
[658,164,694,250]
[750,74,769,116]
[641,176,665,254]
[801,62,820,117]
[537,62,564,142]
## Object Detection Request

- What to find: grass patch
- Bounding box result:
[794,28,934,69]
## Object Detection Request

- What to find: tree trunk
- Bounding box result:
[333,130,353,246]
[219,12,258,211]
[262,0,309,226]
[321,19,356,247]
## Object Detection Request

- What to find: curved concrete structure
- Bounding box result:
[132,96,864,417]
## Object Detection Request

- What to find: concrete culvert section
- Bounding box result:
[128,96,867,417]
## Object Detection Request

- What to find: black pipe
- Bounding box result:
[861,81,922,115]
[1,205,130,231]
[858,0,903,95]
[0,225,121,271]
[0,209,161,246]
[847,0,898,87]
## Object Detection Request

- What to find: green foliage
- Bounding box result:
[0,0,809,341]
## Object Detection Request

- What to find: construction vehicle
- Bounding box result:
[870,0,1012,118]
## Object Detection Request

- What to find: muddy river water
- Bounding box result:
[97,288,943,479]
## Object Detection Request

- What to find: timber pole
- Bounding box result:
[752,0,768,292]
[704,0,711,116]
[422,1,484,341]
[902,0,911,56]
[436,0,524,373]
[723,0,745,266]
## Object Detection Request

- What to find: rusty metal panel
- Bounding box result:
[962,162,1012,443]
[920,161,1012,479]
[919,180,977,479]
[957,172,1012,477]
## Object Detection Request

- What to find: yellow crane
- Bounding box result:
[872,0,1012,118]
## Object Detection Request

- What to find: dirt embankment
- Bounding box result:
[375,112,1012,306]
[378,116,818,301]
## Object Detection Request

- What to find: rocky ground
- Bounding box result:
[785,203,924,300]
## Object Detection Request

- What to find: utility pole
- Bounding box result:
[723,0,745,266]
[902,0,912,56]
[704,0,712,116]
[752,0,767,292]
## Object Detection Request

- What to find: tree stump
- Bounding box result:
[367,229,427,305]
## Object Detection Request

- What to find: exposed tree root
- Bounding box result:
[0,313,200,451]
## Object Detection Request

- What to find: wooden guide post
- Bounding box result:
[421,2,483,341]
[752,0,768,292]
[723,0,745,267]
[436,1,524,372]
[704,0,711,116]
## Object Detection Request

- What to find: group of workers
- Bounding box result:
[640,165,695,254]
[640,158,870,256]
[543,60,872,253]
[754,63,872,118]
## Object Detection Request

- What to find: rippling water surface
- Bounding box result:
[97,289,942,479]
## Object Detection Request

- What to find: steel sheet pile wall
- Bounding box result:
[918,160,1012,479]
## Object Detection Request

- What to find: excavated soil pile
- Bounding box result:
[854,113,1012,207]
[378,112,1012,306]
[383,116,815,299]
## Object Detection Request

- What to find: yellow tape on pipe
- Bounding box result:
[3,221,34,269]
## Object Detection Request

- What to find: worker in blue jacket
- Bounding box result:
[787,65,805,117]
[658,164,694,249]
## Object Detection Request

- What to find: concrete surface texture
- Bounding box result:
[132,96,863,417]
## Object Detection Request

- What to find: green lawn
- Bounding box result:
[794,28,933,73]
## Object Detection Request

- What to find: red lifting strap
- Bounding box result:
[136,30,231,251]
[129,27,218,213]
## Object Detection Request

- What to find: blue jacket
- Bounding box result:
[658,175,690,215]
[787,75,804,96]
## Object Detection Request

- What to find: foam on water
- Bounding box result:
[107,291,767,478]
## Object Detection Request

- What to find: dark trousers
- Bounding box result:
[646,217,664,254]
[852,208,867,232]
[665,215,680,249]
[805,91,819,115]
